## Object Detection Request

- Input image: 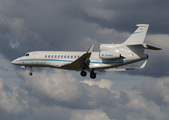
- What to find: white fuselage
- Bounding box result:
[12,48,148,71]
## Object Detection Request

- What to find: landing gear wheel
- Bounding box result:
[90,70,96,79]
[90,73,96,79]
[29,72,33,76]
[81,71,87,77]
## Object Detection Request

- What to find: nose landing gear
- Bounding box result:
[29,67,33,76]
[29,72,33,76]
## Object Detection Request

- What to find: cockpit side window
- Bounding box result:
[25,54,29,56]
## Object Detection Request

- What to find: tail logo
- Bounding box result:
[133,31,143,34]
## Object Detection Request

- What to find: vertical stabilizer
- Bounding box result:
[124,24,149,45]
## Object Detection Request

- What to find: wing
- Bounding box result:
[127,44,162,50]
[99,61,147,72]
[61,45,94,70]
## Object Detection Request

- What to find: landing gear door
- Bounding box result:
[31,53,38,65]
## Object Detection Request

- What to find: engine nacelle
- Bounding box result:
[99,51,121,59]
[99,44,117,51]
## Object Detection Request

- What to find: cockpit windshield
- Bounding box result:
[24,54,29,56]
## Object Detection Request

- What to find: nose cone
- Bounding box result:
[11,59,17,65]
[11,58,21,65]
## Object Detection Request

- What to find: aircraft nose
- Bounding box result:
[11,59,16,64]
[11,58,20,65]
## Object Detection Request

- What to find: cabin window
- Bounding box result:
[25,54,29,56]
[64,55,66,58]
[51,55,53,58]
[58,55,60,58]
[55,55,57,58]
[71,55,73,58]
[67,55,69,58]
[48,55,50,58]
[61,55,63,58]
[45,55,47,58]
[74,56,76,58]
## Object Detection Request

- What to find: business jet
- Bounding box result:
[12,24,161,79]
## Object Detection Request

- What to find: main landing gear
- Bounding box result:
[80,70,96,79]
[81,71,87,77]
[29,67,33,76]
[90,70,96,79]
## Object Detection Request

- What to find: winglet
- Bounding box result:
[86,45,94,53]
[140,60,147,69]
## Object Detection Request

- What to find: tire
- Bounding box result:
[90,73,96,79]
[81,71,87,77]
[29,72,33,76]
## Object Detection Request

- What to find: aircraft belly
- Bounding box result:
[89,64,111,69]
[89,63,121,70]
[89,57,144,70]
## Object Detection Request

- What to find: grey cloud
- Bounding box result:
[70,109,111,120]
[139,80,164,105]
[18,70,119,109]
[0,79,30,120]
[0,14,49,60]
[1,69,169,120]
[119,91,130,105]
[0,66,9,71]
[16,70,133,120]
[17,69,169,120]
[62,0,169,33]
[138,78,169,106]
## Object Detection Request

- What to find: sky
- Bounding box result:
[0,0,169,120]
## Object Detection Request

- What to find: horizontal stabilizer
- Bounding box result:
[127,44,162,50]
[99,61,147,72]
[145,44,162,50]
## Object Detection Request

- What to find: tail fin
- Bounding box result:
[124,24,149,45]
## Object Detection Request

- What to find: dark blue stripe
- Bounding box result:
[15,59,73,63]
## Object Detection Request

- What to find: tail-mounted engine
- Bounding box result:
[99,44,121,59]
[99,51,121,59]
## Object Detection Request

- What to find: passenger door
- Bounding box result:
[31,53,38,65]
